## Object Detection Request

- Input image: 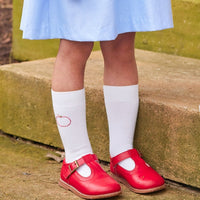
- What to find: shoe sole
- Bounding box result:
[58,178,121,199]
[111,173,166,194]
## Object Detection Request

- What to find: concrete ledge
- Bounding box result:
[0,50,200,188]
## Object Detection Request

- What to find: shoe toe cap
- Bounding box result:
[137,171,165,189]
[96,176,121,194]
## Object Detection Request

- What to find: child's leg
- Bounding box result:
[51,40,121,198]
[100,32,138,86]
[100,32,139,170]
[51,39,94,177]
[52,39,94,91]
[101,33,165,193]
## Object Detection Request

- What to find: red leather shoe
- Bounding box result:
[110,149,165,194]
[59,154,121,199]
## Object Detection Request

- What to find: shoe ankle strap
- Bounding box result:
[111,149,140,167]
[64,154,98,179]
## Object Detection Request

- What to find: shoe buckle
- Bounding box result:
[68,160,79,174]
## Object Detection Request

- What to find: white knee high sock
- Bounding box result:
[51,88,93,177]
[103,85,139,171]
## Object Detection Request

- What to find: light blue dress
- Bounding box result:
[20,0,173,41]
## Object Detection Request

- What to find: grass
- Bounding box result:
[135,0,200,59]
[12,0,200,61]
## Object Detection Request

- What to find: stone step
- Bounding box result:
[1,134,200,200]
[0,49,200,188]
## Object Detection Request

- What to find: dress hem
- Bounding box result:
[20,25,174,42]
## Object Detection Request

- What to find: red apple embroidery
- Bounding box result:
[56,115,71,127]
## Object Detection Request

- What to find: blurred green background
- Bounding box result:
[12,0,200,61]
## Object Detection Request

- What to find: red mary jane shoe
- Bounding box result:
[110,149,165,194]
[59,154,121,199]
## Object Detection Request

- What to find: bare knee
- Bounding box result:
[100,32,136,66]
[57,39,94,66]
[52,40,93,91]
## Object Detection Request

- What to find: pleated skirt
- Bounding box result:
[20,0,173,41]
